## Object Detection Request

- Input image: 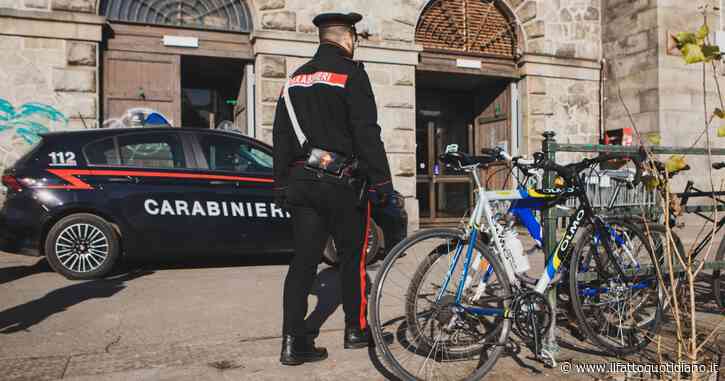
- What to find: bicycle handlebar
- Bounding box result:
[532,148,647,187]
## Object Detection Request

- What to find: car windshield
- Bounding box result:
[242,146,273,169]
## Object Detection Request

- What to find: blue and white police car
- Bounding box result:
[0,128,406,279]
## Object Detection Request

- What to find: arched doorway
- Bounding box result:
[415,0,520,226]
[99,0,255,132]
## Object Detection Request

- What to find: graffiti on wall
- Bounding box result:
[0,98,68,145]
[0,98,69,172]
[0,101,176,179]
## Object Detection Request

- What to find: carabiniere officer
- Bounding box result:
[272,12,395,365]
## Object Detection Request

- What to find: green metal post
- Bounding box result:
[541,131,560,363]
[542,131,557,276]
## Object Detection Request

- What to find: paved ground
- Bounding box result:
[0,226,722,381]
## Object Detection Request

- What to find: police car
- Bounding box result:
[0,128,406,279]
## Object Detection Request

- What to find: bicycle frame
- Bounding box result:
[434,164,648,318]
[674,181,725,259]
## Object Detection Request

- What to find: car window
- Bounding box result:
[198,134,272,174]
[85,138,120,165]
[117,133,186,169]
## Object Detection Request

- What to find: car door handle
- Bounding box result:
[209,180,228,185]
[107,176,136,183]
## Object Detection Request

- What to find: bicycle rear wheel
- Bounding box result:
[569,220,663,355]
[370,228,512,381]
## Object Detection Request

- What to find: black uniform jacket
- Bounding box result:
[272,43,393,193]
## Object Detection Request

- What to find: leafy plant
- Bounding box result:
[674,24,721,64]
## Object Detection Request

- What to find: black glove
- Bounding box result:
[273,187,290,210]
[368,182,394,207]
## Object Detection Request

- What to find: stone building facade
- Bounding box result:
[0,0,719,228]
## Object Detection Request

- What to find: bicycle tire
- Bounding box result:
[370,228,513,381]
[569,219,663,355]
[403,241,507,360]
[621,221,691,322]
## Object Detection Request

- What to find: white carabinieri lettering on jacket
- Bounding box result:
[288,71,349,89]
[144,199,291,218]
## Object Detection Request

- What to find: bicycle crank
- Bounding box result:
[511,292,553,347]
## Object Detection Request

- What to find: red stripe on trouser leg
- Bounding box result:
[359,201,371,330]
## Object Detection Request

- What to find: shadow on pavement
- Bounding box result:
[0,258,52,285]
[118,253,294,273]
[304,263,379,335]
[0,269,153,334]
[305,267,341,336]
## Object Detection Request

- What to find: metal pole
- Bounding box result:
[541,131,560,365]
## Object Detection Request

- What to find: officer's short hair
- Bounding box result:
[319,25,354,43]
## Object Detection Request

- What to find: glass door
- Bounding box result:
[417,91,475,226]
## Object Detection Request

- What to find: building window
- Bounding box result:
[416,0,517,58]
[100,0,253,32]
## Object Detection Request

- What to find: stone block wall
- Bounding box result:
[534,0,602,60]
[603,0,724,190]
[514,0,603,159]
[0,4,100,203]
[0,0,95,12]
[0,34,98,161]
[658,0,722,190]
[523,75,600,161]
[603,0,659,135]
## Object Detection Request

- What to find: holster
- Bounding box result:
[303,147,368,208]
[304,148,356,177]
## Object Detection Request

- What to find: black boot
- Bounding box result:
[344,326,371,349]
[280,335,328,366]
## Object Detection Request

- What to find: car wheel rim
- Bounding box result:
[55,224,109,273]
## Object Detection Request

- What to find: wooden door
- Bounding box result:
[103,51,181,126]
[233,68,248,134]
[475,86,511,190]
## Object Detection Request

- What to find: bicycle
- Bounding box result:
[652,161,725,310]
[369,146,662,380]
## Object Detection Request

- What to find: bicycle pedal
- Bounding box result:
[539,349,557,368]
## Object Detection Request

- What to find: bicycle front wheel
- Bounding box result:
[370,228,512,381]
[569,220,663,355]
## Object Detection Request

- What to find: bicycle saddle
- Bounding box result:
[439,151,498,168]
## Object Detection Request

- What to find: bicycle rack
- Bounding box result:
[540,131,725,364]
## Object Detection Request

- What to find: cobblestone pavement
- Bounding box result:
[0,233,722,381]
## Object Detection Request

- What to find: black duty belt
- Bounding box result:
[293,147,358,179]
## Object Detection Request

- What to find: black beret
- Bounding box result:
[313,12,363,28]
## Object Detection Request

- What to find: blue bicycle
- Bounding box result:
[369,147,663,380]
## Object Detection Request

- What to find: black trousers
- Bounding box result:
[282,167,370,337]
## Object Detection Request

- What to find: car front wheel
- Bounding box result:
[45,213,120,280]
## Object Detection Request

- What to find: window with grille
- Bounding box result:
[416,0,517,58]
[100,0,253,32]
